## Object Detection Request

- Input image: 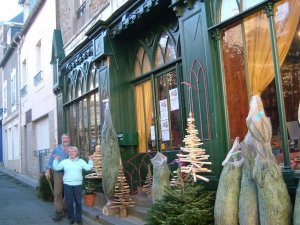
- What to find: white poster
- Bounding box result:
[169,88,179,111]
[150,126,155,141]
[159,99,168,112]
[161,130,170,141]
[160,119,169,131]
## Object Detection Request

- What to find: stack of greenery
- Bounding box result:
[145,183,215,225]
[37,172,54,202]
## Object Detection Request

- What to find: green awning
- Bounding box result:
[50,29,65,64]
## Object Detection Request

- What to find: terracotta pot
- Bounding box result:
[83,194,96,207]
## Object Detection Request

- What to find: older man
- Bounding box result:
[53,146,94,225]
[45,134,71,222]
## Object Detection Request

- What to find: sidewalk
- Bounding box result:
[0,166,145,225]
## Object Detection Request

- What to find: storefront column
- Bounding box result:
[211,29,230,151]
[264,3,292,175]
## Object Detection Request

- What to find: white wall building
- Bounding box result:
[19,0,57,178]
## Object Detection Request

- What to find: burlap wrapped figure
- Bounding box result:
[239,132,259,225]
[214,137,244,225]
[247,95,291,225]
[151,152,170,202]
[101,107,121,215]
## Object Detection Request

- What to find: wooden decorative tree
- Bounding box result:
[142,164,153,199]
[111,164,135,217]
[85,141,102,179]
[177,112,211,182]
[170,166,184,190]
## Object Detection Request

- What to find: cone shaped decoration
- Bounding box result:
[111,163,135,217]
[177,112,212,182]
[142,164,153,199]
[85,140,102,179]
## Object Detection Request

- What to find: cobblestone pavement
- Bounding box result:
[0,172,101,225]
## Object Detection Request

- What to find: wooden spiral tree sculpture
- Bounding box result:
[111,164,135,217]
[177,112,211,182]
[85,141,102,179]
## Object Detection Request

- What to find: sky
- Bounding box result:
[0,0,23,22]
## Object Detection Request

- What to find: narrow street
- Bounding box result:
[0,171,101,225]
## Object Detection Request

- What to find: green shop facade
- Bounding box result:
[52,0,300,190]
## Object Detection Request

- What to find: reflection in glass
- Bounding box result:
[76,75,82,98]
[154,32,176,68]
[134,47,151,77]
[222,24,250,143]
[83,99,89,158]
[220,0,264,22]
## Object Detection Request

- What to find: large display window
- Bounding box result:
[219,0,300,168]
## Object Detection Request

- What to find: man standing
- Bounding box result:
[45,134,71,222]
[53,146,94,225]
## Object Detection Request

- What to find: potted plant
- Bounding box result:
[83,178,97,207]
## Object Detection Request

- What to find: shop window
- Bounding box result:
[66,65,101,158]
[134,31,180,152]
[220,0,300,165]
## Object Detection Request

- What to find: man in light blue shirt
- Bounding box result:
[53,146,93,225]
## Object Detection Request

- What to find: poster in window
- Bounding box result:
[161,120,170,141]
[159,99,168,112]
[159,99,169,120]
[169,88,179,111]
[150,126,155,141]
[161,130,170,141]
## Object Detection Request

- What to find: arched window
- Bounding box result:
[76,72,83,98]
[154,32,176,68]
[88,65,96,91]
[134,30,181,153]
[66,79,73,102]
[134,47,150,77]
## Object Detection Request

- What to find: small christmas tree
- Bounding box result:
[142,164,153,199]
[85,141,102,179]
[111,164,135,217]
[177,112,211,182]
